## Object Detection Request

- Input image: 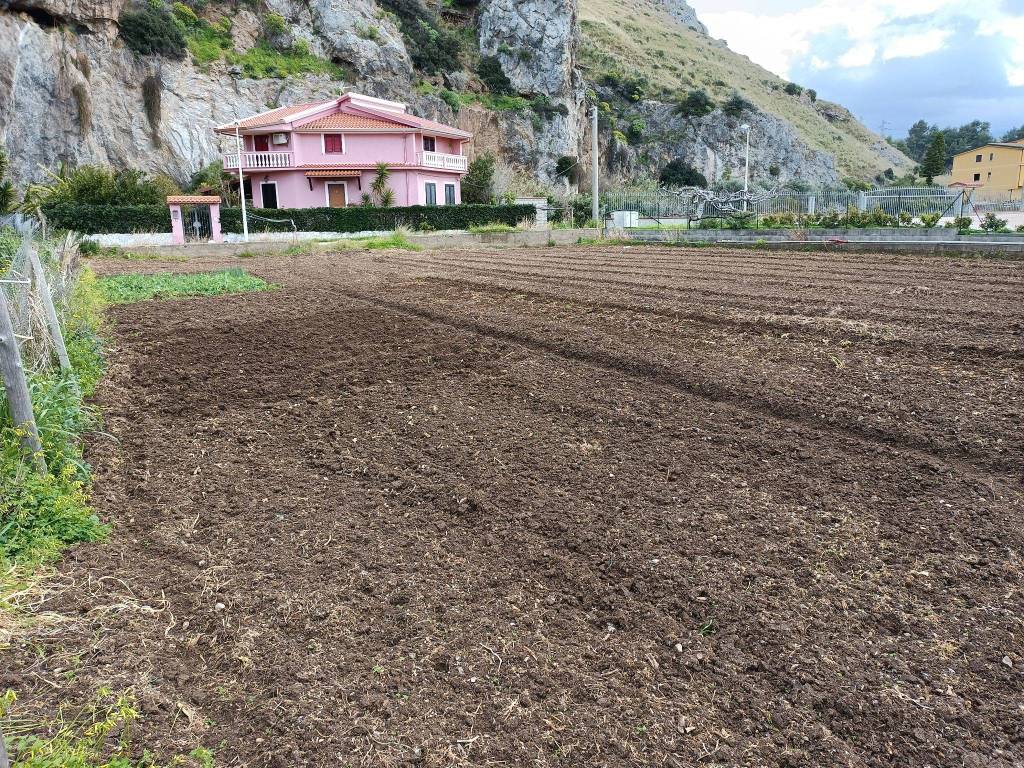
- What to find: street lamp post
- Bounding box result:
[235,120,249,243]
[740,123,751,212]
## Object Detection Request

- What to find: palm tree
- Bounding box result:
[371,162,391,207]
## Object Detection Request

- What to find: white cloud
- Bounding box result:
[881,29,950,60]
[688,0,1008,78]
[838,43,877,68]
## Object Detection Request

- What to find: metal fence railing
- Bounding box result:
[604,185,1020,221]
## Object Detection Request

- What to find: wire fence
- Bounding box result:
[0,215,81,472]
[604,186,1022,221]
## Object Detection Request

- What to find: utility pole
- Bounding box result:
[235,120,249,243]
[740,123,751,212]
[591,105,600,226]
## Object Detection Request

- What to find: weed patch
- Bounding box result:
[98,269,272,304]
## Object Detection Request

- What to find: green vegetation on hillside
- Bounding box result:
[578,0,911,180]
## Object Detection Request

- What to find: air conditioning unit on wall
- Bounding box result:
[271,133,288,145]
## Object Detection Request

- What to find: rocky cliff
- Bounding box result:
[0,0,910,193]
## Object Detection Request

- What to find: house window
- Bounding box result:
[425,183,437,206]
[445,183,456,205]
[973,173,981,182]
[988,172,992,180]
[990,153,994,161]
[976,154,983,162]
[324,134,344,154]
[423,136,436,152]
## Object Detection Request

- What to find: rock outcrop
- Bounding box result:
[660,0,707,35]
[477,0,585,180]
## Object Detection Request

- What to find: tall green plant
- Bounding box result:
[921,133,946,185]
[371,163,393,208]
[0,149,16,213]
[462,153,496,204]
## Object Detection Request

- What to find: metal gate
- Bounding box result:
[181,204,212,242]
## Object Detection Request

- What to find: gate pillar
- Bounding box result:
[167,195,224,244]
[210,202,223,243]
[169,203,185,245]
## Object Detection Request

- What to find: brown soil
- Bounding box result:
[5,245,1024,767]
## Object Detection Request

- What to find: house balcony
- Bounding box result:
[418,151,468,172]
[222,152,294,170]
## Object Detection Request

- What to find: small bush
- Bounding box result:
[675,88,714,119]
[980,212,1009,232]
[920,212,941,228]
[225,42,346,79]
[478,56,513,95]
[43,203,172,234]
[659,159,708,188]
[722,92,752,117]
[119,5,187,59]
[783,82,803,96]
[952,216,973,231]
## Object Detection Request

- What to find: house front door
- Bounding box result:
[260,182,278,209]
[254,135,270,152]
[327,182,347,208]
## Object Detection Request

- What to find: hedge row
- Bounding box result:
[44,204,171,234]
[43,203,536,235]
[219,204,536,233]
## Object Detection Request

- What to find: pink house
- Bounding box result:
[215,92,471,210]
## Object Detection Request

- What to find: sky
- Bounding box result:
[687,0,1024,138]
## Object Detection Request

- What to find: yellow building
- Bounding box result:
[950,140,1024,199]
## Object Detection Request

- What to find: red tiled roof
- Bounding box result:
[297,114,408,131]
[401,113,472,138]
[166,195,221,204]
[304,169,363,178]
[215,101,334,132]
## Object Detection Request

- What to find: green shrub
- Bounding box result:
[659,159,707,188]
[439,89,462,114]
[379,0,461,73]
[43,204,171,234]
[920,212,941,228]
[722,92,752,117]
[478,56,513,95]
[980,212,1009,232]
[675,88,714,119]
[119,5,187,59]
[219,203,535,233]
[462,153,497,204]
[783,82,803,96]
[31,166,179,208]
[952,216,973,231]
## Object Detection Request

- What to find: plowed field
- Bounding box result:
[7,244,1023,767]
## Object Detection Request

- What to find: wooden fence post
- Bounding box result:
[25,241,71,373]
[0,278,46,474]
[0,727,9,768]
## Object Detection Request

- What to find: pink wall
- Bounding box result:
[250,169,464,209]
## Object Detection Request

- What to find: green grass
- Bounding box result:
[97,269,272,305]
[468,223,518,234]
[88,246,187,263]
[353,233,421,251]
[1,688,215,767]
[225,43,347,80]
[1,268,108,566]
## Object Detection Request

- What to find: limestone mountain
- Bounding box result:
[0,0,911,194]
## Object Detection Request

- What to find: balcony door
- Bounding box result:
[254,135,270,152]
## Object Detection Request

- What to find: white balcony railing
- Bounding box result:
[223,152,294,170]
[418,151,468,172]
